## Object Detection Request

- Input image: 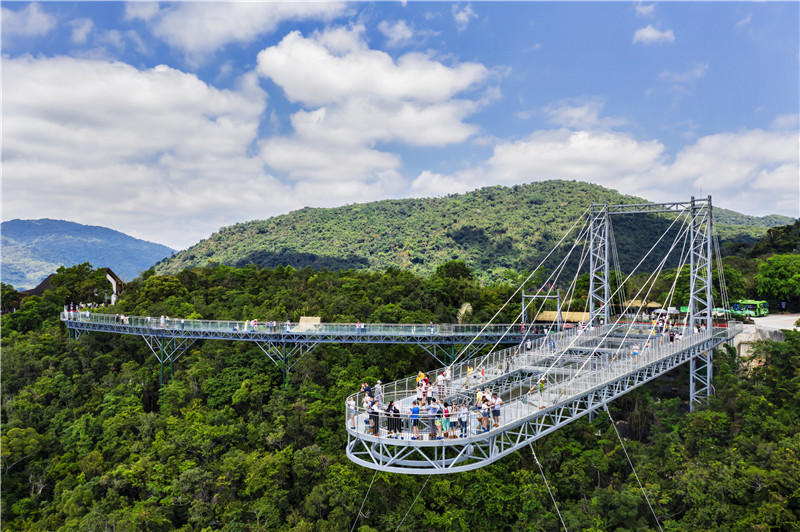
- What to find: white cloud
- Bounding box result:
[2,55,282,249]
[633,25,675,45]
[144,2,347,62]
[69,18,94,44]
[735,13,752,30]
[542,98,626,130]
[1,2,56,37]
[660,62,708,83]
[257,28,488,107]
[411,124,798,218]
[453,4,477,32]
[635,3,656,17]
[378,20,414,47]
[124,1,160,22]
[772,113,799,131]
[255,25,489,190]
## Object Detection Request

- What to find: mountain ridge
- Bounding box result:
[1,218,174,290]
[155,180,794,279]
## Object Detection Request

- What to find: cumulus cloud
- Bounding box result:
[2,55,286,249]
[542,99,626,130]
[411,124,799,218]
[1,2,56,37]
[378,20,415,47]
[143,2,347,62]
[633,25,675,45]
[635,3,656,17]
[257,27,488,106]
[255,26,489,185]
[124,1,160,22]
[453,4,477,32]
[69,18,94,44]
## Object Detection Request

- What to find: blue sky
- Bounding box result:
[3,1,798,250]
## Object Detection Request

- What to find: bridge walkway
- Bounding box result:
[346,321,743,474]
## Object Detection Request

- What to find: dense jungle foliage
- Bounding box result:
[2,251,799,531]
[154,181,792,282]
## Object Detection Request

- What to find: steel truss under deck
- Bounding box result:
[61,314,534,387]
[347,197,734,474]
[346,327,739,474]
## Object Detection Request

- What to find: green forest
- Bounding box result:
[154,181,793,283]
[2,219,800,531]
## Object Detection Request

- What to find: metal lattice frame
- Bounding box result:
[588,203,610,327]
[688,196,714,408]
[346,331,734,474]
[142,335,196,387]
[583,198,716,410]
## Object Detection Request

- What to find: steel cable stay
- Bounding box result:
[452,212,594,391]
[350,469,378,532]
[603,404,664,532]
[448,205,594,369]
[541,207,697,399]
[458,210,594,375]
[521,214,684,401]
[528,443,569,532]
[393,475,431,532]
[464,216,594,386]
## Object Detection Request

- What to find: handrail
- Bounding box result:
[346,323,742,441]
[60,311,531,337]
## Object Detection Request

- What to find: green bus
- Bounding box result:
[730,300,769,318]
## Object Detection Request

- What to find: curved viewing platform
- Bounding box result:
[345,320,743,474]
[59,311,535,345]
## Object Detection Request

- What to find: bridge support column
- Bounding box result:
[588,203,610,327]
[142,335,196,390]
[688,197,714,411]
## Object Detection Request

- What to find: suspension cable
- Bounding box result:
[350,470,378,532]
[449,206,594,368]
[537,208,694,394]
[529,443,569,532]
[394,475,431,532]
[603,404,664,532]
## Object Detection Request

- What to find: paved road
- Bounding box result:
[752,314,799,331]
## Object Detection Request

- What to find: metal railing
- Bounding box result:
[346,322,742,441]
[60,311,529,338]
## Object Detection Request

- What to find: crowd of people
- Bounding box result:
[349,369,508,441]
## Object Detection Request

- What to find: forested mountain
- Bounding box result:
[1,219,174,290]
[155,181,793,280]
[2,263,799,530]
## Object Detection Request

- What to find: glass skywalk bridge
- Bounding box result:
[60,311,538,385]
[345,321,743,474]
[60,311,532,346]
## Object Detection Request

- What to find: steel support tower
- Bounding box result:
[586,197,715,410]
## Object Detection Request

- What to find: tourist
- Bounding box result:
[480,398,491,432]
[374,380,384,405]
[443,366,452,395]
[436,372,445,398]
[386,401,400,437]
[538,378,546,408]
[410,401,420,439]
[347,397,356,429]
[459,403,469,437]
[428,400,440,440]
[415,381,424,405]
[632,342,639,356]
[370,400,381,436]
[440,400,449,438]
[361,382,372,399]
[491,393,503,428]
